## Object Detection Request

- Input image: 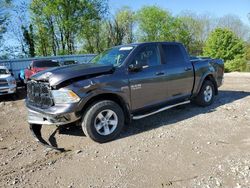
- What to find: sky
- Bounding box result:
[109,0,250,25]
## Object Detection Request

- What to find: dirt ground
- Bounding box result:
[0,72,250,188]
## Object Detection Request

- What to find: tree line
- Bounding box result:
[0,0,250,72]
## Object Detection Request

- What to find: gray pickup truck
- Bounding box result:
[26,42,224,150]
[0,66,17,96]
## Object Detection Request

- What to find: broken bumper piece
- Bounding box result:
[28,109,81,151]
[29,124,65,151]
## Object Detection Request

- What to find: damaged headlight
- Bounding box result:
[51,89,80,104]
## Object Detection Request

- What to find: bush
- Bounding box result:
[203,28,245,62]
[245,61,250,72]
[224,58,247,72]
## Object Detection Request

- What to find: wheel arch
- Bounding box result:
[80,93,131,124]
[195,73,218,96]
[203,74,218,95]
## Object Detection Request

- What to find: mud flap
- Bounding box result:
[29,124,65,152]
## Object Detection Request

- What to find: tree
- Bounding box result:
[177,12,216,55]
[203,28,245,61]
[30,0,108,56]
[136,6,174,42]
[116,6,135,44]
[217,14,250,41]
[0,0,11,43]
[22,24,35,57]
[80,6,135,53]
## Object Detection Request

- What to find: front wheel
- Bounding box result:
[81,100,125,143]
[193,80,215,106]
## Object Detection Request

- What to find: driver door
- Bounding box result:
[128,44,167,111]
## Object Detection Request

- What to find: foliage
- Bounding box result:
[80,6,135,53]
[30,0,108,56]
[246,43,250,60]
[136,6,174,41]
[224,58,247,72]
[203,28,245,62]
[217,14,250,41]
[22,24,35,57]
[115,6,135,44]
[0,0,11,43]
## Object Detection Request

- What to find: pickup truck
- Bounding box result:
[26,42,224,150]
[24,60,60,82]
[0,66,17,96]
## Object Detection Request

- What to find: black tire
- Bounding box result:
[81,100,125,143]
[193,80,215,107]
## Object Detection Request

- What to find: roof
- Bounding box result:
[114,41,183,48]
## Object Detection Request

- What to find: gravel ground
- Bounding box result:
[0,72,249,188]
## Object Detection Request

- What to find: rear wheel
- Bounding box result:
[81,100,125,143]
[194,80,215,106]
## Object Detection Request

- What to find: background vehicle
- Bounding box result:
[24,60,60,82]
[26,42,224,150]
[60,60,78,66]
[18,69,25,86]
[0,66,17,96]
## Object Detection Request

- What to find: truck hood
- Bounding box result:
[31,63,114,87]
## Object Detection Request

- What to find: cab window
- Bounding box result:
[133,45,160,67]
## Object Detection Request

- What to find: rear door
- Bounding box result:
[128,44,168,110]
[161,43,194,100]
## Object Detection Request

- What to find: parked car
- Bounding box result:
[60,60,78,66]
[24,60,60,82]
[26,42,224,150]
[0,66,17,96]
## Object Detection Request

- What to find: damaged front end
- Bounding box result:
[26,80,82,151]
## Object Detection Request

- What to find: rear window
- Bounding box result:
[162,44,185,66]
[33,60,60,68]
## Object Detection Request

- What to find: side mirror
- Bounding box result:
[128,60,143,72]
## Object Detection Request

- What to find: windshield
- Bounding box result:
[33,60,60,68]
[90,46,134,66]
[0,69,9,74]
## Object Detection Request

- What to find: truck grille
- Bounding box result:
[0,79,8,87]
[27,81,54,108]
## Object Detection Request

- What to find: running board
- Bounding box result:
[132,100,190,120]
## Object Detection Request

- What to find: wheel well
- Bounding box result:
[81,93,131,124]
[204,75,218,95]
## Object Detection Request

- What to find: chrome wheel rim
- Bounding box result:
[94,110,118,136]
[204,85,213,102]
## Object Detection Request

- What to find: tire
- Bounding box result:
[81,100,125,143]
[194,80,215,106]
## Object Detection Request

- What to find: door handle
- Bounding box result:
[155,72,165,76]
[184,67,192,71]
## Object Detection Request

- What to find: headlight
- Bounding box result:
[8,79,16,85]
[51,89,80,104]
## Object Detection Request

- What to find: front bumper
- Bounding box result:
[0,85,16,95]
[28,108,81,125]
[26,100,82,125]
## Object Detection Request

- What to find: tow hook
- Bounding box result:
[29,124,65,152]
